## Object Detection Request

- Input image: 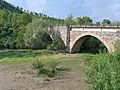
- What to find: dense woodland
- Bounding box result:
[0,0,65,50]
[0,0,117,52]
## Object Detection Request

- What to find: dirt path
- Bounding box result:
[0,62,89,90]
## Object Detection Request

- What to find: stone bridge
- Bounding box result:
[48,25,120,53]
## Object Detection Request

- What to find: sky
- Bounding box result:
[5,0,120,22]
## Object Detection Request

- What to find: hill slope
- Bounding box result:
[0,0,22,13]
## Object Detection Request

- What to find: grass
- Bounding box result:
[0,49,55,59]
[0,50,91,90]
[0,50,93,76]
[1,49,119,90]
[0,50,93,66]
[0,50,56,63]
[0,50,94,76]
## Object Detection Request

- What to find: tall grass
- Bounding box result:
[0,50,55,59]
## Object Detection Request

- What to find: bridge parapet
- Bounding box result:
[69,25,120,28]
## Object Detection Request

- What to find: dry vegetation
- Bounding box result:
[0,50,89,90]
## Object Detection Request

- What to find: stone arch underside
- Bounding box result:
[70,33,115,53]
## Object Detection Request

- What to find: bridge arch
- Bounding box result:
[70,33,113,53]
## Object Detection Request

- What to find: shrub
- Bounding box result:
[86,42,120,90]
[32,61,45,75]
[33,60,61,78]
[47,38,66,53]
[47,60,59,75]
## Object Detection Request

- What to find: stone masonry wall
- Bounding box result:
[49,26,120,53]
[70,30,120,53]
[49,26,68,46]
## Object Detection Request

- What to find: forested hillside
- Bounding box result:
[0,0,65,50]
[0,0,22,13]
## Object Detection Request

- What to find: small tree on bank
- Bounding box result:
[24,18,52,49]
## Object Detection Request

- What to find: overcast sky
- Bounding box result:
[6,0,120,22]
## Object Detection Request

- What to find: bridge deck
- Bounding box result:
[70,25,120,29]
[70,25,120,32]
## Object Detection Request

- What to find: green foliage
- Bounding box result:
[16,26,26,49]
[65,14,75,25]
[0,10,32,49]
[76,17,83,25]
[86,42,120,90]
[102,19,111,25]
[19,12,32,26]
[0,0,22,13]
[0,0,115,53]
[47,38,66,52]
[80,36,107,53]
[96,22,101,25]
[33,60,60,77]
[47,60,59,75]
[0,1,64,50]
[0,50,54,59]
[24,18,52,49]
[32,61,45,75]
[0,9,63,50]
[76,16,93,25]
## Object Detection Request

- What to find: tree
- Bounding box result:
[11,13,19,29]
[96,22,101,25]
[0,10,9,26]
[0,10,17,49]
[76,16,93,25]
[82,16,93,25]
[76,17,83,25]
[65,14,75,25]
[16,26,26,49]
[24,18,52,49]
[0,0,65,50]
[19,12,32,27]
[102,19,111,25]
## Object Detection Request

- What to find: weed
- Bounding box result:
[33,60,61,78]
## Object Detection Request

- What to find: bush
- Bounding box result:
[47,60,59,75]
[47,38,66,53]
[86,43,120,90]
[33,60,61,78]
[32,61,45,75]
